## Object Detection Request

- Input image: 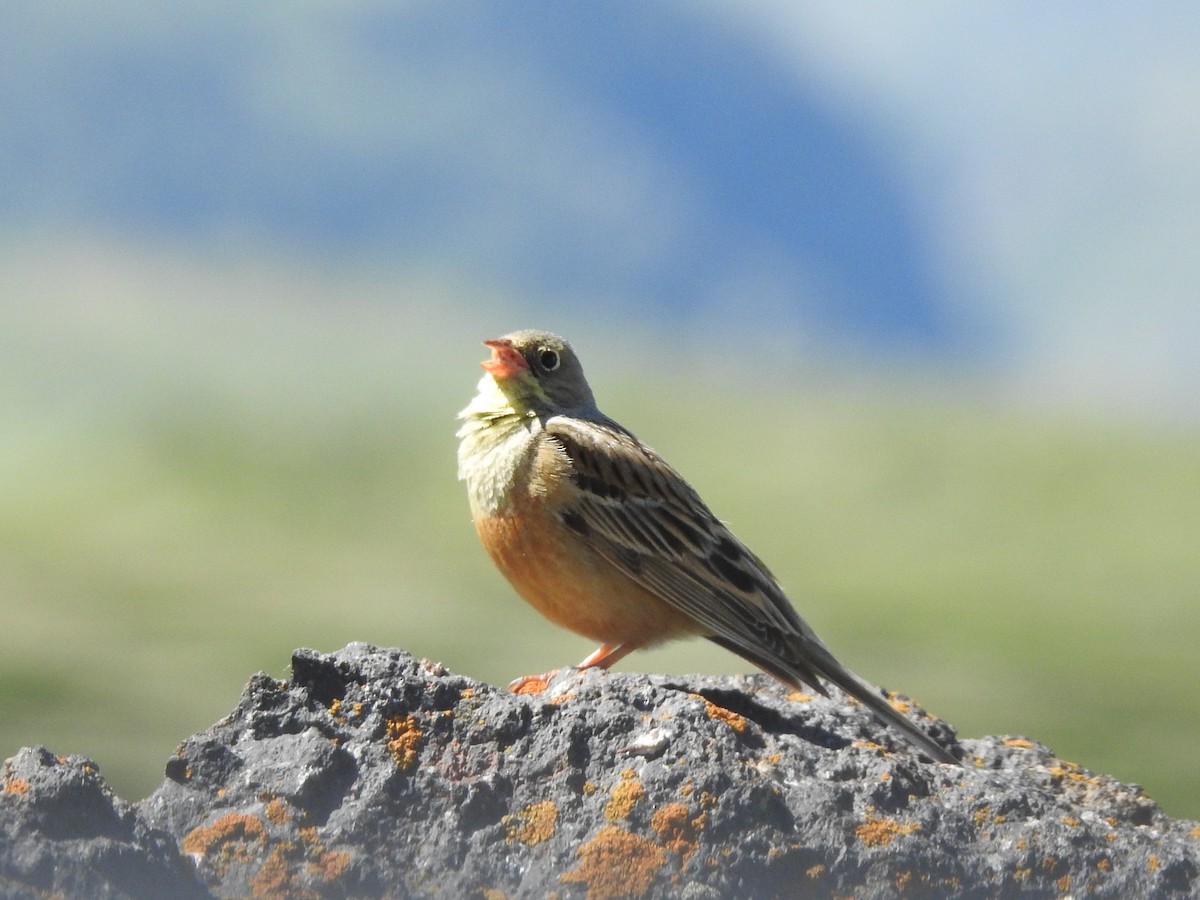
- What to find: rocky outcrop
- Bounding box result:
[2,644,1197,898]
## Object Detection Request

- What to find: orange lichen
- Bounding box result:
[241,833,349,900]
[1056,874,1072,893]
[4,778,29,794]
[265,799,290,825]
[1149,854,1161,872]
[604,774,645,822]
[386,714,423,771]
[248,843,304,900]
[505,800,558,846]
[806,864,826,879]
[512,677,549,695]
[650,803,700,860]
[182,813,268,877]
[183,812,266,856]
[885,692,911,714]
[1061,816,1080,828]
[560,826,667,900]
[852,740,886,754]
[692,694,747,733]
[478,890,507,900]
[1003,738,1035,749]
[182,806,350,897]
[855,816,920,847]
[1096,858,1111,872]
[786,691,815,703]
[1189,826,1200,840]
[306,847,351,881]
[1047,761,1099,787]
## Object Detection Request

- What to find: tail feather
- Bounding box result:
[710,635,959,765]
[811,653,959,765]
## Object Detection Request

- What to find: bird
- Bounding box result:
[456,329,957,764]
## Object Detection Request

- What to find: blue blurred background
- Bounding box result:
[3,3,1198,816]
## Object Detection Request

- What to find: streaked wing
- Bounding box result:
[544,414,827,668]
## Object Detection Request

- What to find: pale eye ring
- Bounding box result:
[538,348,560,371]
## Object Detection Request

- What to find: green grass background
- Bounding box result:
[3,246,1198,821]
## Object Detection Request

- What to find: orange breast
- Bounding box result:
[474,488,700,650]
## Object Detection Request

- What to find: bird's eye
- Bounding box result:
[538,348,561,371]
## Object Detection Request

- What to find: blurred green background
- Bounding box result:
[3,4,1199,823]
[3,244,1198,818]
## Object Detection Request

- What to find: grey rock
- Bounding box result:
[0,746,206,899]
[4,644,1199,898]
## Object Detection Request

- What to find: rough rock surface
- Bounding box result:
[3,644,1199,899]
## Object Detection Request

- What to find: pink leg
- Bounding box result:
[507,643,635,694]
[576,642,634,670]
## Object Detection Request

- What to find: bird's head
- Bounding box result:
[478,330,596,417]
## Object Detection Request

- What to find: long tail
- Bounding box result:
[710,636,959,765]
[810,652,959,765]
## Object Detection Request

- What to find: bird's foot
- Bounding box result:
[507,670,565,695]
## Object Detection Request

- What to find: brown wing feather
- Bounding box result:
[543,414,959,765]
[544,415,825,654]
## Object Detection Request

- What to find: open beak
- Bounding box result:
[481,338,530,380]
